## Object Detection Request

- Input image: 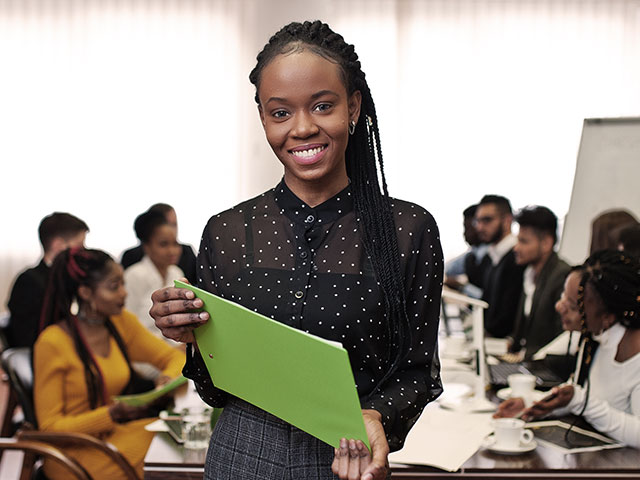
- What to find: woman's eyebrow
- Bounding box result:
[310,89,339,100]
[265,96,288,105]
[265,90,340,106]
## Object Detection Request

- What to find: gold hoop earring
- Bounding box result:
[349,120,356,135]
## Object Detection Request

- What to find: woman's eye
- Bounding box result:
[314,103,332,112]
[272,110,289,118]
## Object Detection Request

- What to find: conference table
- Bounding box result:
[145,290,640,479]
[144,426,640,480]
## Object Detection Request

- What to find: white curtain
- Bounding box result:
[2,0,640,306]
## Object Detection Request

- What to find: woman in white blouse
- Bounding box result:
[124,209,184,337]
[496,249,640,448]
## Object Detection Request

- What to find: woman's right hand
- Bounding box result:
[109,402,152,423]
[493,397,526,418]
[149,279,209,344]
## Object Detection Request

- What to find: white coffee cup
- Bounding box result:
[508,373,536,399]
[492,418,534,448]
[446,334,467,356]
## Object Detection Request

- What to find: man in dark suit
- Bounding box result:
[120,203,197,284]
[469,195,524,338]
[509,206,571,358]
[6,212,89,348]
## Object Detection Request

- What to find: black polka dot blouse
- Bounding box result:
[183,180,444,451]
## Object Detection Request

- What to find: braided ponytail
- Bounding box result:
[250,21,411,394]
[41,247,116,408]
[580,249,640,329]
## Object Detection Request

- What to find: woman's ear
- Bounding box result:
[77,284,92,302]
[348,90,362,124]
[602,311,617,331]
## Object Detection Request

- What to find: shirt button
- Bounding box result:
[300,251,308,259]
[294,291,304,299]
[305,215,315,223]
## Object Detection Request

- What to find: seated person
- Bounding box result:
[470,194,524,337]
[589,209,638,254]
[7,212,88,348]
[34,247,184,479]
[444,203,487,299]
[509,206,571,359]
[618,223,640,257]
[495,250,640,448]
[121,203,197,284]
[123,210,185,337]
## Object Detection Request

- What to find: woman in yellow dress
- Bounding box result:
[33,247,184,479]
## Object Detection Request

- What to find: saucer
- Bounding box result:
[496,388,547,402]
[482,434,537,454]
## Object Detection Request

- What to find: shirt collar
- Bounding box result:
[487,233,517,265]
[273,179,354,227]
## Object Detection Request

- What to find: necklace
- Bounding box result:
[76,311,106,326]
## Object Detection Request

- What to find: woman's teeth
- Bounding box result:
[292,146,324,158]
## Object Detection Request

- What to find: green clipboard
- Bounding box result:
[175,280,369,450]
[113,375,188,407]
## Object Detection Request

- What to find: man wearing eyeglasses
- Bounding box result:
[468,195,525,338]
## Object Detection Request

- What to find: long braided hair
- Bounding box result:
[567,249,640,442]
[249,21,411,392]
[40,247,134,408]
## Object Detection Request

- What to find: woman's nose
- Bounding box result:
[291,111,318,138]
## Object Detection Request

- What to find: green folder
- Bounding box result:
[175,280,369,450]
[113,375,188,407]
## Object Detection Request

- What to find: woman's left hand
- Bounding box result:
[331,409,389,480]
[154,374,172,388]
[522,385,574,421]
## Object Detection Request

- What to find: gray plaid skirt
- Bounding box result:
[204,396,338,480]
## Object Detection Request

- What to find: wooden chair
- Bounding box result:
[0,437,92,480]
[1,348,139,480]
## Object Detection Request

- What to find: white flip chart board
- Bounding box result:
[559,117,640,265]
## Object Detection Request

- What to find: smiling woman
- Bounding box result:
[256,49,359,203]
[149,20,444,480]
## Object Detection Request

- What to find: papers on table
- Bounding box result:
[113,375,188,407]
[175,280,369,450]
[389,402,493,472]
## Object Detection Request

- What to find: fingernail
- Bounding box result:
[186,291,194,298]
[194,299,203,307]
[340,438,347,448]
[199,312,208,320]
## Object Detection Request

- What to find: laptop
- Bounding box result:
[489,359,565,389]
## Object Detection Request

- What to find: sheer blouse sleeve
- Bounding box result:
[361,204,444,451]
[181,218,229,408]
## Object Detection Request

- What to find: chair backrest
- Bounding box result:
[0,311,10,352]
[1,347,38,428]
[0,437,92,480]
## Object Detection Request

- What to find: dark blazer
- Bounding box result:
[7,260,50,348]
[511,252,571,359]
[120,243,197,284]
[480,248,525,338]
